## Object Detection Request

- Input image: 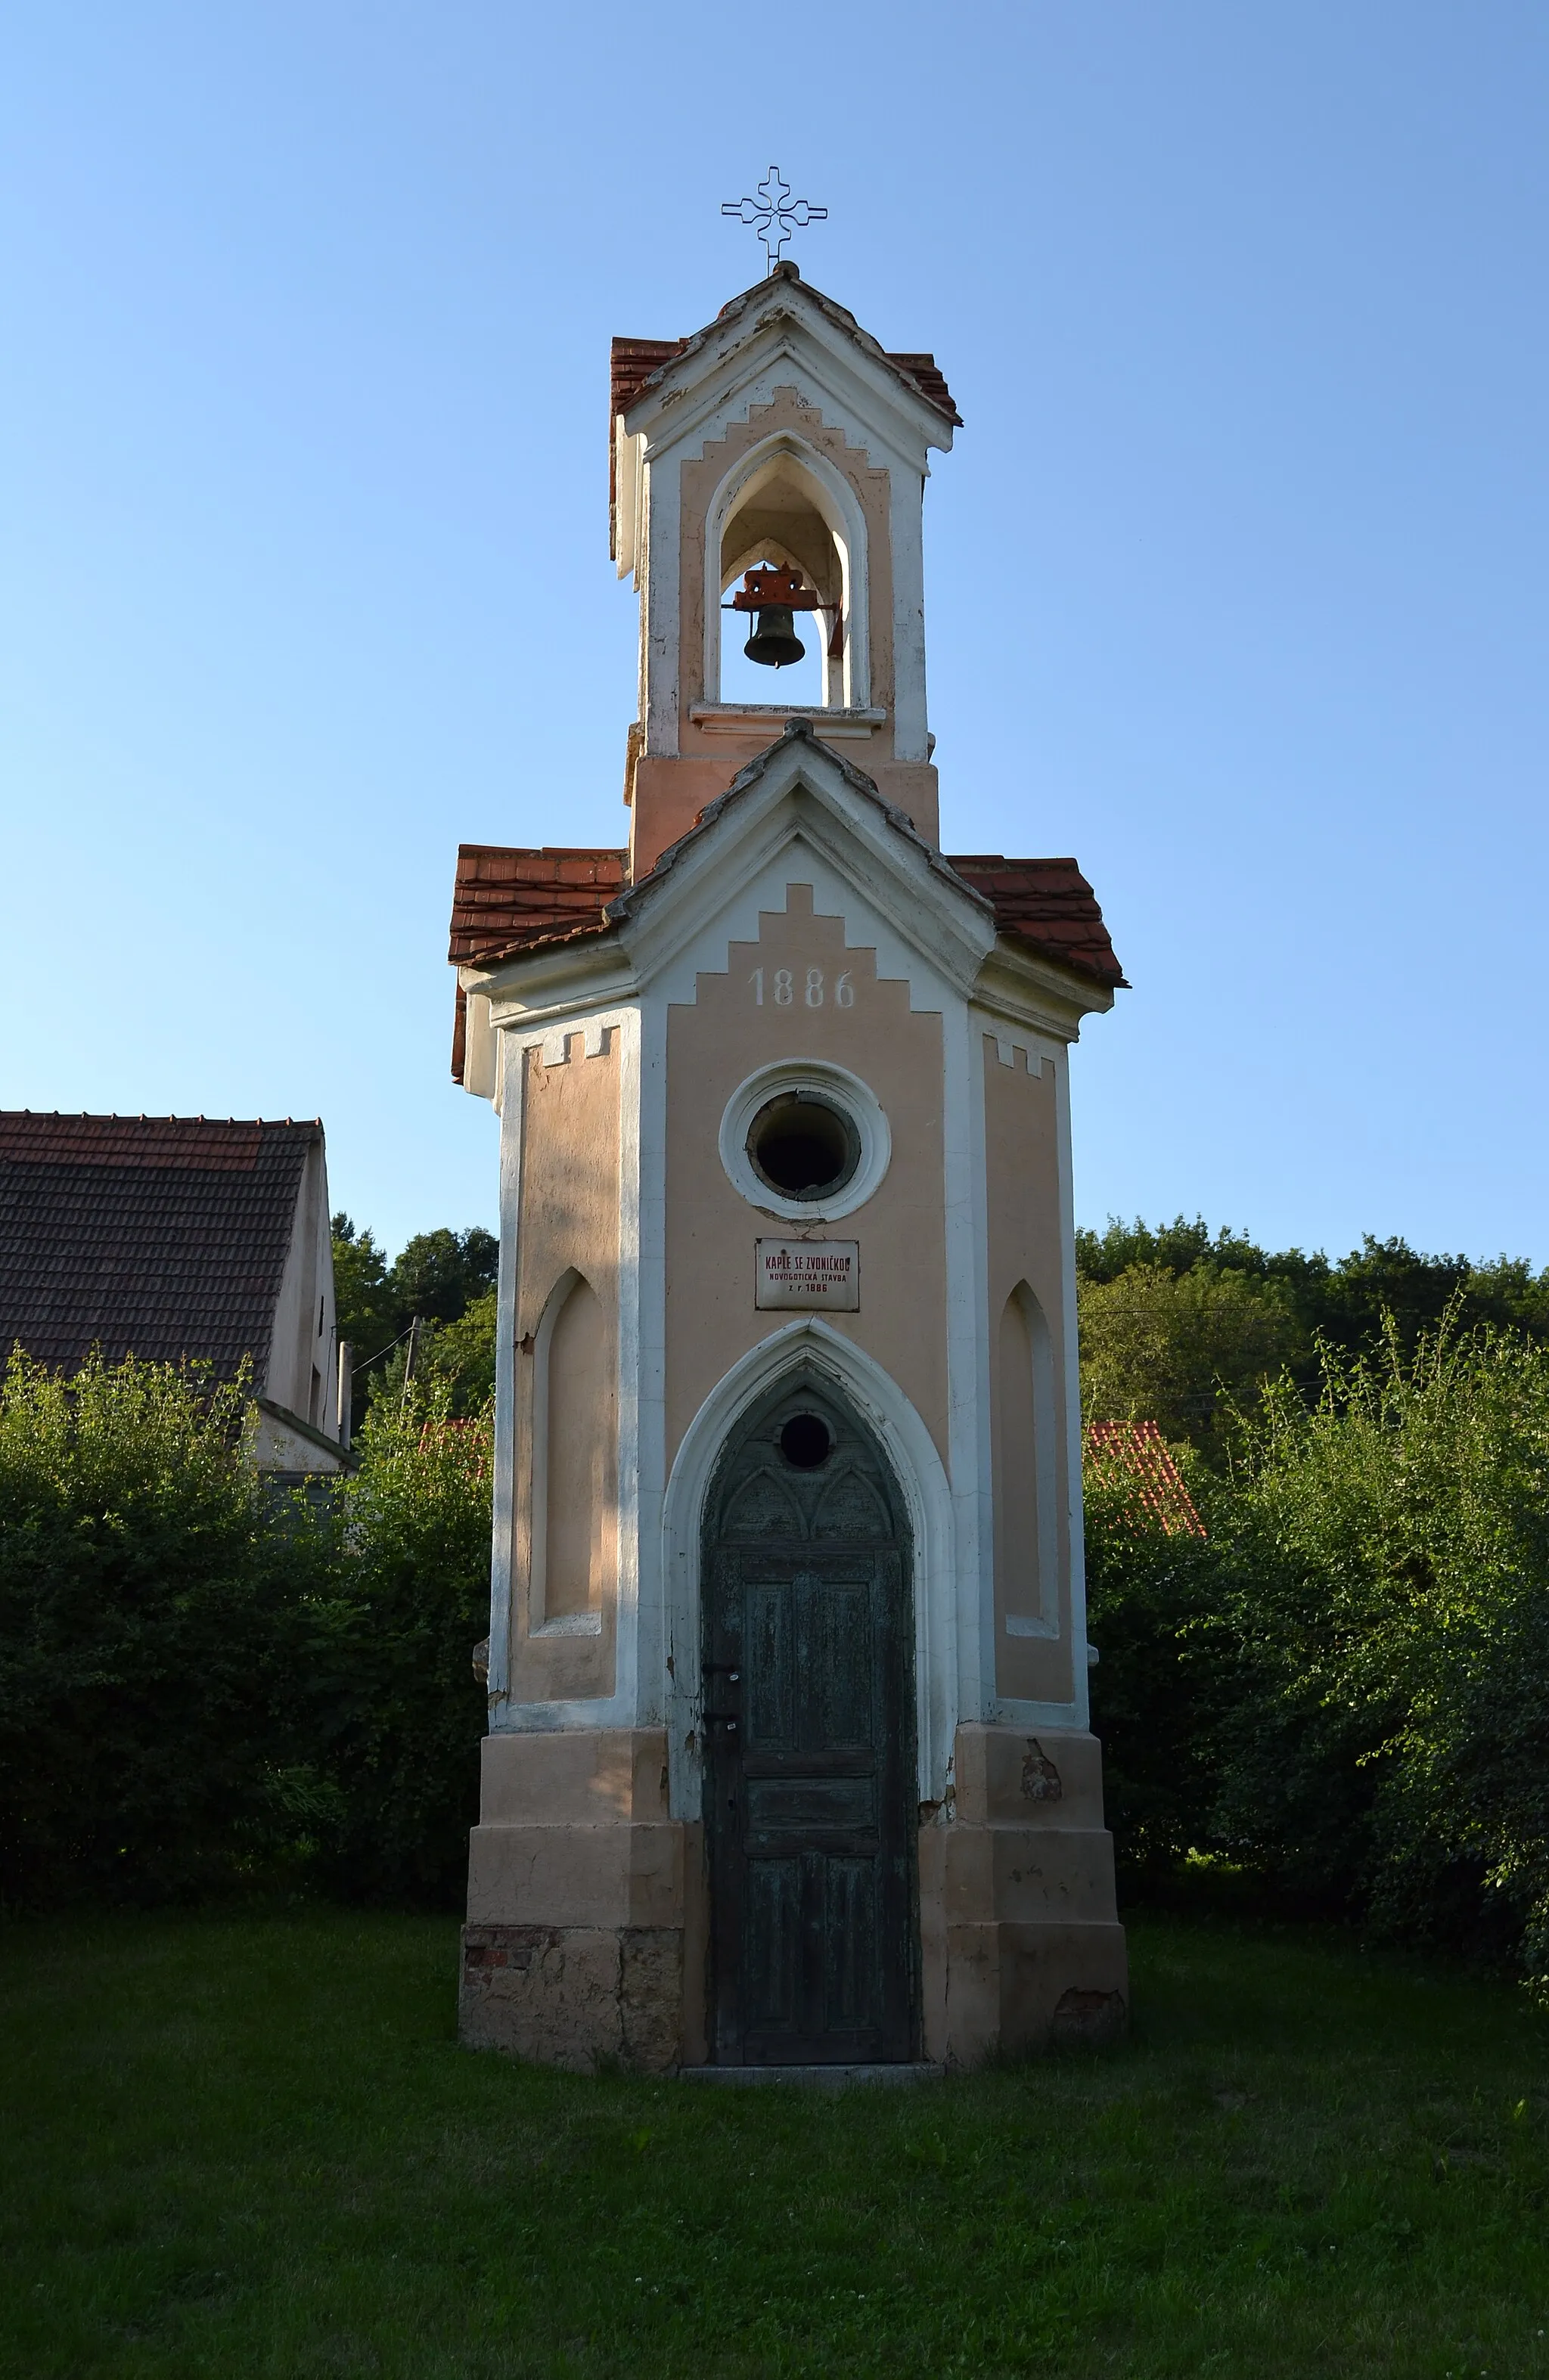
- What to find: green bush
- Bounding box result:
[291,1383,494,1905]
[0,1354,492,1913]
[1082,1451,1226,1896]
[0,1352,313,1907]
[1087,1320,1549,1993]
[1213,1323,1549,1983]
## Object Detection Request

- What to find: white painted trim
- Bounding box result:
[1051,1042,1091,1732]
[718,1057,891,1224]
[613,1003,644,1722]
[486,1033,524,1719]
[642,458,680,756]
[615,422,644,582]
[889,462,930,762]
[632,987,670,1728]
[690,704,885,739]
[947,995,993,1722]
[660,1320,958,1820]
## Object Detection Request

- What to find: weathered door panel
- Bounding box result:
[704,1392,917,2064]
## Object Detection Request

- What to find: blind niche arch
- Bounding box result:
[994,1280,1060,1640]
[704,434,871,712]
[529,1267,613,1635]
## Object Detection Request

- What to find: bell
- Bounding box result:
[743,605,806,669]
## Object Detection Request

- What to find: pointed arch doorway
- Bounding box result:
[701,1374,919,2064]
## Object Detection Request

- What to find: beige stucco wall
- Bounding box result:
[508,1034,621,1703]
[982,1036,1074,1704]
[664,882,947,1474]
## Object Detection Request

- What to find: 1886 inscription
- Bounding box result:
[750,967,854,1009]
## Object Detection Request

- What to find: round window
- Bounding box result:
[719,1061,891,1222]
[746,1091,860,1202]
[779,1412,832,1469]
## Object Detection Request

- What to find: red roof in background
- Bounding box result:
[0,1112,269,1170]
[945,856,1125,989]
[1085,1420,1206,1538]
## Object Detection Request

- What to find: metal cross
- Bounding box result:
[721,166,828,274]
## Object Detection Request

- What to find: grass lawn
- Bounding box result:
[2,1910,1547,2378]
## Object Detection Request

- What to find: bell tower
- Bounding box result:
[449,259,1130,2074]
[612,260,955,873]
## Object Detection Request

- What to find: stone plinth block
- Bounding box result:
[458,1727,705,2071]
[918,1725,1128,2066]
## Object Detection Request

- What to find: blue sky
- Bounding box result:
[4,3,1545,1265]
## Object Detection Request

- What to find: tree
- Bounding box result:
[1076,1213,1549,1368]
[1079,1262,1305,1457]
[0,1351,321,1907]
[1209,1321,1549,1985]
[331,1218,500,1426]
[331,1215,402,1373]
[390,1228,498,1327]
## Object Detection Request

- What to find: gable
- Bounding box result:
[617,271,958,489]
[445,730,1125,1076]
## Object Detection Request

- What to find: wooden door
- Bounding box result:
[703,1388,917,2064]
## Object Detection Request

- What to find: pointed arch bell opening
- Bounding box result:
[705,435,871,713]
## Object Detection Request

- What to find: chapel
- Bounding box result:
[448,259,1128,2071]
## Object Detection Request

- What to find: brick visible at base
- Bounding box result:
[459,1923,683,2072]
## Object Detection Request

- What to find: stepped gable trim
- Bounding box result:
[445,734,1125,1057]
[0,1114,319,1382]
[945,855,1126,990]
[612,267,961,455]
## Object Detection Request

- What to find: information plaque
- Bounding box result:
[754,1239,860,1311]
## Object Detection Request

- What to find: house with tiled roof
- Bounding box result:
[0,1112,349,1476]
[1085,1420,1206,1538]
[449,259,1129,2077]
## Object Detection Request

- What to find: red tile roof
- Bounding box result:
[883,352,961,424]
[1085,1420,1206,1538]
[0,1114,320,1382]
[945,855,1125,989]
[448,845,627,970]
[609,338,689,529]
[447,824,1124,1081]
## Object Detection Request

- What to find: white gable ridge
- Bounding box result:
[605,722,995,993]
[622,275,956,465]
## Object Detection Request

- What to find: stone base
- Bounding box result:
[458,1730,703,2072]
[460,1923,682,2071]
[459,1721,1125,2074]
[920,1725,1128,2065]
